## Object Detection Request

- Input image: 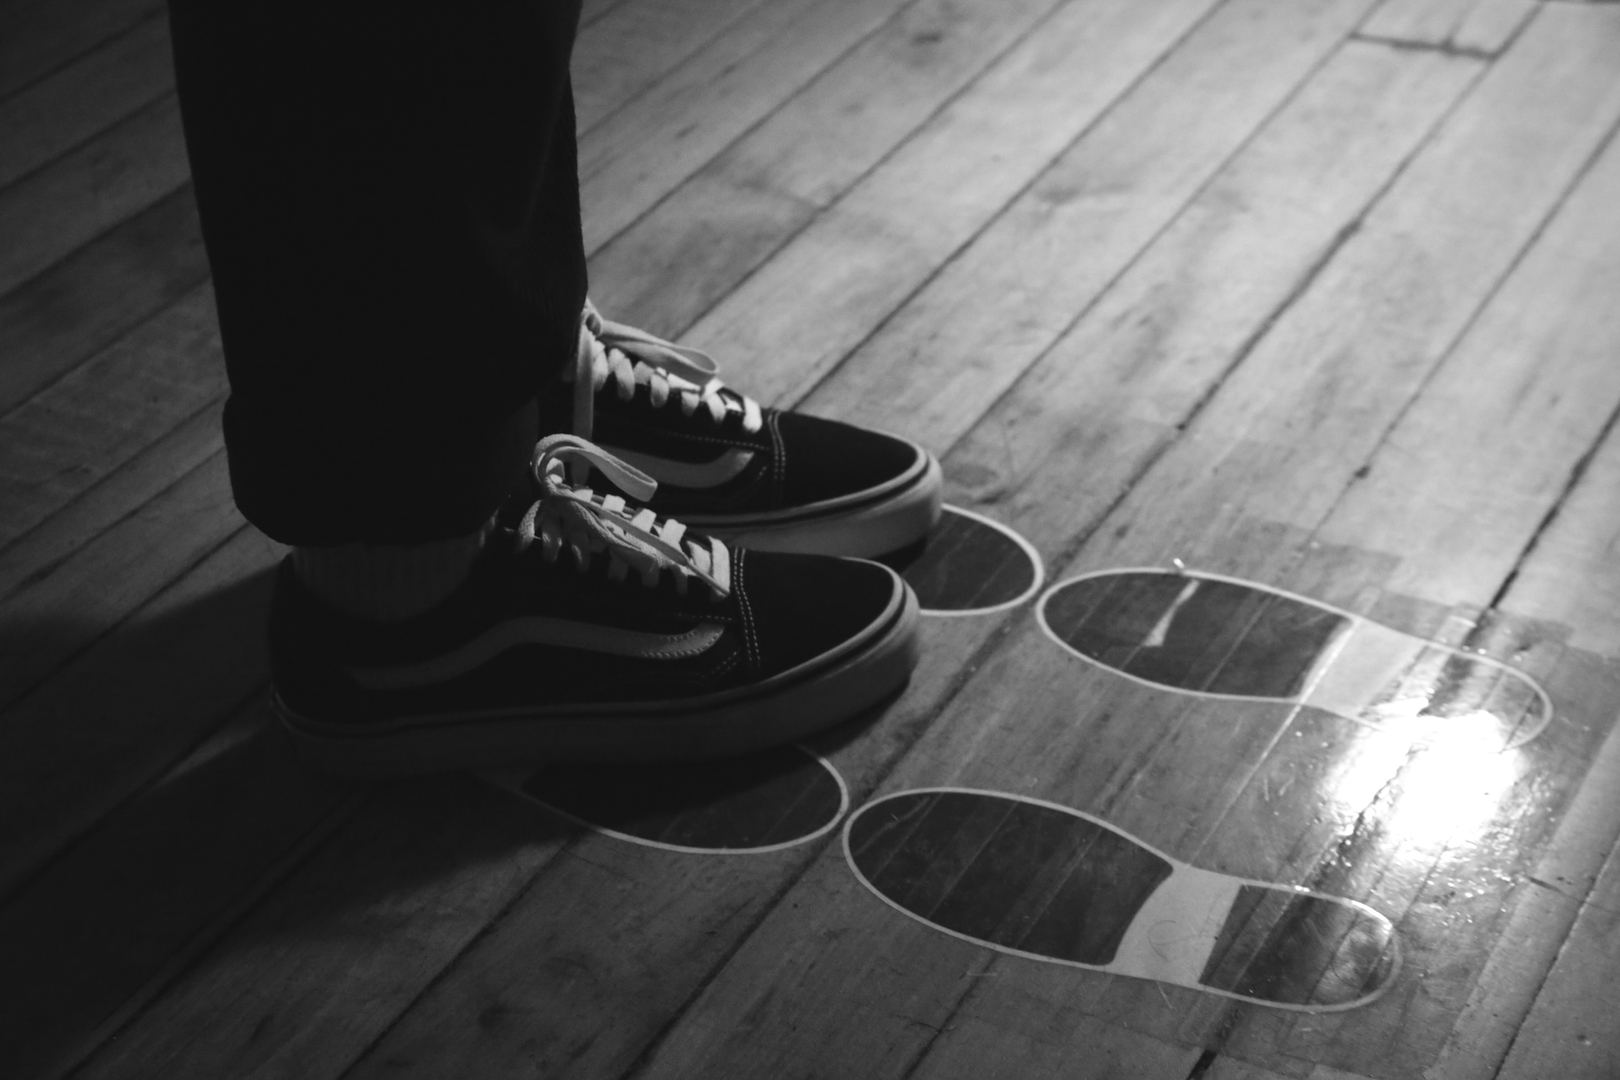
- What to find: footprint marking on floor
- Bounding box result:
[884,505,1044,617]
[1036,567,1552,748]
[844,788,1400,1011]
[482,744,849,854]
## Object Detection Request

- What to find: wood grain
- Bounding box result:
[946,2,1620,565]
[73,778,570,1080]
[0,398,223,605]
[1499,419,1620,660]
[0,448,240,712]
[207,13,1484,1080]
[1312,126,1620,608]
[295,11,1465,1080]
[674,0,1223,407]
[620,9,1620,1078]
[0,700,350,1080]
[572,0,767,135]
[0,92,188,298]
[1359,0,1533,54]
[801,0,1412,455]
[0,0,163,102]
[0,184,207,416]
[586,0,1066,339]
[0,282,223,550]
[5,0,1619,1077]
[0,525,278,901]
[909,1012,1201,1079]
[1494,835,1620,1080]
[0,10,171,190]
[578,0,917,253]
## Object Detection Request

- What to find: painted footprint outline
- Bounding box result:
[1035,566,1554,749]
[843,787,1402,1013]
[899,504,1046,618]
[481,743,850,855]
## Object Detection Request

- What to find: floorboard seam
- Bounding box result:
[1348,31,1498,60]
[584,0,933,264]
[775,0,1237,416]
[609,619,1033,1080]
[890,965,994,1080]
[58,784,369,1080]
[574,0,774,141]
[0,10,173,197]
[578,0,636,31]
[1487,393,1620,615]
[927,21,1392,467]
[1481,875,1602,1080]
[0,240,210,427]
[0,515,247,722]
[0,1,165,109]
[327,792,591,1080]
[0,396,225,595]
[0,673,270,912]
[0,98,189,312]
[1342,110,1620,564]
[652,0,1076,341]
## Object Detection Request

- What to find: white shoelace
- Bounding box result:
[569,300,764,443]
[518,434,731,600]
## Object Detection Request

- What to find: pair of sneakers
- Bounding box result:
[272,304,943,777]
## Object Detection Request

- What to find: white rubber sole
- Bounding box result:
[689,452,944,558]
[279,572,919,779]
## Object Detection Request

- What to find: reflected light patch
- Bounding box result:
[1326,714,1527,856]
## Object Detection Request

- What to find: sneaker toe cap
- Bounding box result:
[738,550,906,674]
[775,412,925,506]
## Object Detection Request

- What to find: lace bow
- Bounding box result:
[570,300,764,442]
[519,434,731,600]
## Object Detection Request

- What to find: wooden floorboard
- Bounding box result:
[587,0,1069,340]
[0,9,170,191]
[676,0,1224,408]
[586,7,1620,1079]
[572,0,768,136]
[0,525,277,901]
[0,0,163,102]
[3,0,1620,1078]
[0,91,188,299]
[800,4,1457,456]
[0,184,206,417]
[942,1,1620,559]
[578,0,922,253]
[1496,827,1620,1080]
[1423,401,1620,1080]
[0,698,354,1080]
[1500,408,1620,660]
[1358,0,1534,54]
[73,778,568,1080]
[0,282,222,553]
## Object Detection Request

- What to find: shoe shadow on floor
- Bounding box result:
[0,555,913,1078]
[494,680,906,854]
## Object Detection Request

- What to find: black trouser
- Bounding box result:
[168,1,586,546]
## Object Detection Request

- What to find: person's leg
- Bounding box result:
[168,1,920,777]
[169,0,586,553]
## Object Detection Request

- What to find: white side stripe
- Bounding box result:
[602,445,756,490]
[347,618,727,690]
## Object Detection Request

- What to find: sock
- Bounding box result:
[292,517,495,622]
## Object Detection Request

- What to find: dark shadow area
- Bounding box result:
[0,561,290,1077]
[517,743,845,850]
[876,505,1039,613]
[0,552,918,1077]
[0,564,278,904]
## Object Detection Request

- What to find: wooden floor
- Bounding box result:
[3,0,1620,1075]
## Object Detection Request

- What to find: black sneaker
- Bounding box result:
[272,436,920,778]
[537,302,943,558]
